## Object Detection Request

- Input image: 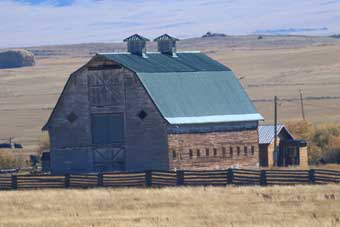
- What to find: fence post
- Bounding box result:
[227,168,234,185]
[309,169,315,184]
[176,170,184,186]
[260,170,267,186]
[145,170,152,187]
[11,175,17,190]
[64,174,70,188]
[97,173,104,187]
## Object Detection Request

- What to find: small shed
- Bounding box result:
[258,124,308,168]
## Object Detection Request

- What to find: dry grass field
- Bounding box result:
[0,185,340,227]
[0,35,340,146]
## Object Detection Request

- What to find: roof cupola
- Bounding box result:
[123,34,150,57]
[154,34,179,57]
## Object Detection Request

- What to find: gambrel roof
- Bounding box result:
[101,52,228,72]
[43,51,263,130]
[98,52,263,124]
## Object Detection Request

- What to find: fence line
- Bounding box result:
[1,168,340,190]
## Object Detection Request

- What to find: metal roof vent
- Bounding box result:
[154,34,179,57]
[123,34,150,58]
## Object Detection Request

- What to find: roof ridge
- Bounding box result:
[98,51,201,55]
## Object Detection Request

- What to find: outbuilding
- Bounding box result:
[258,124,308,168]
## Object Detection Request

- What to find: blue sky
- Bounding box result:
[17,0,74,6]
[1,0,340,48]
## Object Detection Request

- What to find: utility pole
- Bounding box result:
[299,89,306,120]
[274,96,278,167]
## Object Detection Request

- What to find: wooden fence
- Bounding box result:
[1,169,340,190]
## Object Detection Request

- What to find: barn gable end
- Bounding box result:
[44,55,169,174]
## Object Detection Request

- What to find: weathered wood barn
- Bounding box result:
[258,124,308,168]
[43,34,264,174]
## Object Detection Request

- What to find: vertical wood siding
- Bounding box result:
[48,57,169,173]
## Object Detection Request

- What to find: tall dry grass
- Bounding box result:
[0,185,339,227]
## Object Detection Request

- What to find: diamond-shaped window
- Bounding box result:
[138,110,147,120]
[67,112,78,123]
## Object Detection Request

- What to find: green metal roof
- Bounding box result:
[100,52,229,73]
[137,71,263,124]
[98,52,262,124]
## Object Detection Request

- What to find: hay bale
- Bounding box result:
[0,49,35,69]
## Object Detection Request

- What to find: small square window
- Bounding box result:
[67,112,78,123]
[206,148,210,157]
[222,147,226,158]
[138,110,147,120]
[213,148,217,157]
[251,146,255,155]
[172,150,177,160]
[189,149,193,159]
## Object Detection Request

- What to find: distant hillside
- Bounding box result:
[9,35,339,59]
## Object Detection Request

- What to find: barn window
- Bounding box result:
[230,147,233,158]
[251,146,255,155]
[172,150,177,160]
[91,113,124,145]
[222,147,226,158]
[213,148,217,157]
[244,146,248,156]
[196,149,201,157]
[237,146,241,156]
[67,112,78,123]
[138,110,147,120]
[189,149,193,159]
[206,148,210,157]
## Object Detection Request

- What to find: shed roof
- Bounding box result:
[98,52,262,125]
[258,124,294,144]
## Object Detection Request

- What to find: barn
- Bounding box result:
[42,34,264,174]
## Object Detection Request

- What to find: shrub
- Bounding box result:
[0,151,25,169]
[286,120,340,164]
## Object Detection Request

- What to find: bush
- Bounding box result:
[0,151,25,169]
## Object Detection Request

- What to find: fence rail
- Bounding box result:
[0,169,340,190]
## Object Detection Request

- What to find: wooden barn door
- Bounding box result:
[93,148,124,172]
[88,68,126,172]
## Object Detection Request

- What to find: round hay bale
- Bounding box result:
[0,49,35,69]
